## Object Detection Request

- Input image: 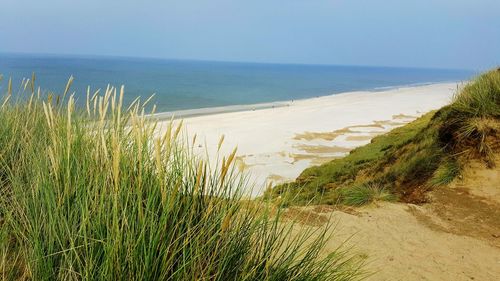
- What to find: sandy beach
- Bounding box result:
[157,82,461,196]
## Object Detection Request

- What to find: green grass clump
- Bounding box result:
[451,70,500,118]
[0,77,363,280]
[340,184,397,207]
[443,69,500,164]
[429,160,461,187]
[267,69,500,206]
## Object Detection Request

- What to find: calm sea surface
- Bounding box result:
[0,53,474,112]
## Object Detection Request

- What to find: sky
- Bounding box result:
[0,0,499,70]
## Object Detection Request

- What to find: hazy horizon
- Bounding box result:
[1,0,499,71]
[0,51,479,72]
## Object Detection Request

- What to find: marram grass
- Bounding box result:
[340,184,397,207]
[0,77,363,280]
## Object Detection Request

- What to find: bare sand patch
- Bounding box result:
[452,158,500,204]
[285,157,500,280]
[287,198,500,280]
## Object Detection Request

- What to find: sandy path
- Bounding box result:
[324,203,500,281]
[157,82,461,196]
[285,158,500,280]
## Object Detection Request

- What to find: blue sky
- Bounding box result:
[0,0,498,70]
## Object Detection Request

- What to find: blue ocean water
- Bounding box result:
[0,53,474,112]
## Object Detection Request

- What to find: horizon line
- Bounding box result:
[0,51,477,73]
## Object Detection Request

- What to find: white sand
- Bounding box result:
[157,82,461,196]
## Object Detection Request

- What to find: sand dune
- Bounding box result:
[284,157,500,281]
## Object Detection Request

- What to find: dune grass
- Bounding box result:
[451,69,500,118]
[266,69,500,206]
[0,77,363,280]
[340,184,397,207]
[443,69,500,165]
[429,160,461,187]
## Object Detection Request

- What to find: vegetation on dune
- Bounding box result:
[0,76,363,280]
[266,69,500,206]
[340,184,397,207]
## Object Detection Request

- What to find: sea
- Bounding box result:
[0,53,475,114]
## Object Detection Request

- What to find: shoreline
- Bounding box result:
[150,101,289,120]
[149,80,462,120]
[156,82,464,196]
